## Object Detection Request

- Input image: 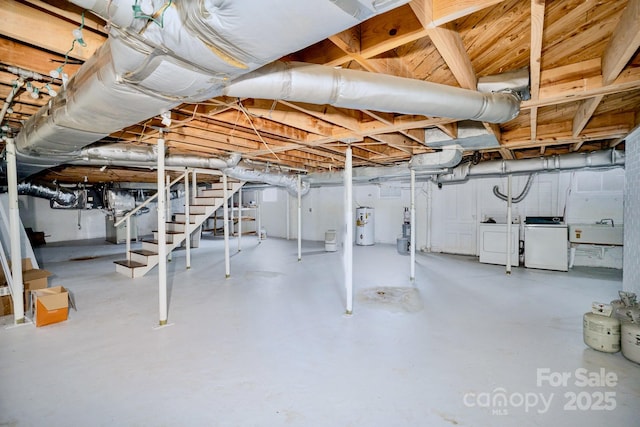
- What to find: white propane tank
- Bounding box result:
[583,307,621,353]
[355,207,374,246]
[621,321,640,364]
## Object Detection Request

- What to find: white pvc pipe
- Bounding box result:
[410,169,416,281]
[184,169,191,269]
[426,182,433,252]
[157,137,168,326]
[7,138,24,324]
[166,174,172,262]
[345,146,353,315]
[237,187,242,251]
[257,190,262,243]
[223,174,231,278]
[125,216,131,261]
[297,175,302,261]
[506,174,513,275]
[286,194,290,240]
[191,170,197,203]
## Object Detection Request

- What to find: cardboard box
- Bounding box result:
[0,258,51,315]
[33,286,68,327]
[1,293,13,316]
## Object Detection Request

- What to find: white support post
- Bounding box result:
[344,146,353,315]
[410,169,416,281]
[6,138,24,324]
[297,175,302,261]
[257,190,262,244]
[184,169,191,269]
[286,193,290,240]
[125,216,131,261]
[506,174,513,275]
[157,135,168,326]
[191,170,197,203]
[426,181,433,252]
[166,174,172,262]
[238,187,242,251]
[222,174,231,278]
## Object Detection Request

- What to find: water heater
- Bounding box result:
[356,207,374,246]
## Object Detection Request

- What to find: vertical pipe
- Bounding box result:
[157,136,168,326]
[238,187,242,251]
[297,175,302,261]
[286,193,290,240]
[6,138,24,324]
[125,216,131,261]
[410,169,416,281]
[222,174,231,278]
[345,146,353,315]
[184,170,191,269]
[257,191,262,244]
[191,170,197,203]
[506,174,513,275]
[426,181,433,252]
[166,174,172,262]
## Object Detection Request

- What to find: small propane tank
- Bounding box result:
[621,309,640,364]
[583,302,621,353]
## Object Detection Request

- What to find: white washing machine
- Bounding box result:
[524,217,568,271]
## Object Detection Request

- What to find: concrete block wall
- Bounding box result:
[624,128,640,293]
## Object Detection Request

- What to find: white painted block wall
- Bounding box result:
[623,128,640,293]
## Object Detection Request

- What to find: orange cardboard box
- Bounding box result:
[33,286,68,327]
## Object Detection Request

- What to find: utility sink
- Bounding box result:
[569,223,624,245]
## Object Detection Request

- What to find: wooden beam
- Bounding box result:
[601,0,640,86]
[523,64,640,109]
[572,95,604,138]
[499,148,515,160]
[0,0,105,61]
[427,23,477,90]
[410,0,507,28]
[529,0,545,143]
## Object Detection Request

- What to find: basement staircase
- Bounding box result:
[114,179,244,278]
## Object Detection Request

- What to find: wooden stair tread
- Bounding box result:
[142,239,174,245]
[152,230,183,234]
[130,249,158,256]
[114,260,147,268]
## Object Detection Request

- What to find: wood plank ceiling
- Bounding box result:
[1,0,639,184]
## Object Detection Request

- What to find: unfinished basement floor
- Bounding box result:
[1,235,639,426]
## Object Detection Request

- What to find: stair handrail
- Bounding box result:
[0,235,14,297]
[115,170,190,261]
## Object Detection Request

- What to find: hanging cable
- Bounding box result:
[237,100,281,162]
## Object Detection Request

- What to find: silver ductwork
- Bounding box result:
[14,0,412,178]
[223,166,309,196]
[493,174,535,203]
[224,62,520,123]
[11,0,523,184]
[437,149,625,183]
[17,182,81,207]
[71,144,242,170]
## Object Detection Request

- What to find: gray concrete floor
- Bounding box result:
[1,235,638,426]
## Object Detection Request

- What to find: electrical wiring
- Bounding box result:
[132,0,172,28]
[236,100,282,163]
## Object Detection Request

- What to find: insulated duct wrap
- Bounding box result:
[17,182,79,207]
[437,149,625,183]
[224,62,521,123]
[12,0,524,182]
[223,165,309,196]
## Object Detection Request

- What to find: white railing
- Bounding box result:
[115,169,191,262]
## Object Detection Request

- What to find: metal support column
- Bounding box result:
[237,187,242,251]
[344,146,353,315]
[297,175,302,261]
[222,174,231,278]
[184,169,191,269]
[166,174,172,262]
[410,169,416,281]
[6,138,24,324]
[506,174,513,275]
[157,135,168,326]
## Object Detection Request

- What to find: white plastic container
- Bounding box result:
[325,229,337,252]
[583,312,621,353]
